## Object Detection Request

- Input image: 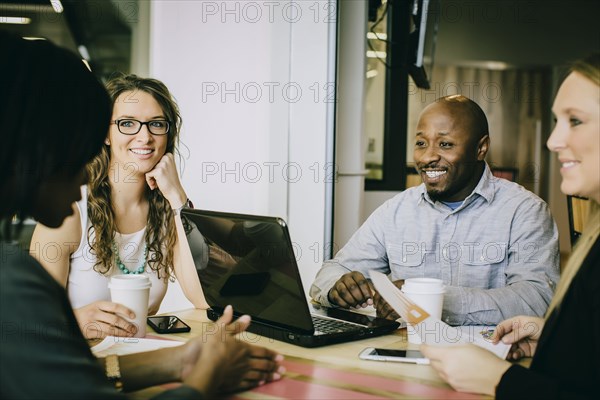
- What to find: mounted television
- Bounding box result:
[407,0,439,89]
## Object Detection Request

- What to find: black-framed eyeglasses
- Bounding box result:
[112,119,171,135]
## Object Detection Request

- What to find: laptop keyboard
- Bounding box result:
[312,315,364,334]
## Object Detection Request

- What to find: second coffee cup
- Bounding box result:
[401,278,445,345]
[108,275,152,338]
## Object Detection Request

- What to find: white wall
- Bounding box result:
[147,1,334,312]
[334,0,368,249]
[150,1,289,216]
[286,2,336,276]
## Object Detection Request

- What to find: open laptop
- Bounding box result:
[181,209,400,348]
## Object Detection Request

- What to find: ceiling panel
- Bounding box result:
[1,0,131,79]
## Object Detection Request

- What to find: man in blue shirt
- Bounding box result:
[310,95,560,325]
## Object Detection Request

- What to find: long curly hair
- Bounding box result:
[86,74,182,280]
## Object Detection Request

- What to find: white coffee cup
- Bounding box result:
[401,278,445,345]
[108,275,152,338]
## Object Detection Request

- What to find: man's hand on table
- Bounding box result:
[328,272,404,321]
[328,271,375,309]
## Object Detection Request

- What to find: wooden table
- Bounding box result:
[135,308,510,399]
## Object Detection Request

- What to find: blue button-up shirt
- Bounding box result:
[310,164,560,325]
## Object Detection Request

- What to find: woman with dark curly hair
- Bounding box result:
[31,73,206,338]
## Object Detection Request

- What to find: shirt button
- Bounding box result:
[480,255,485,261]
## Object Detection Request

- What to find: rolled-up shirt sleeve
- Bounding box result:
[310,202,394,306]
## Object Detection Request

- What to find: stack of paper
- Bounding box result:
[91,336,184,358]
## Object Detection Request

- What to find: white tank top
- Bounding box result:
[68,186,167,314]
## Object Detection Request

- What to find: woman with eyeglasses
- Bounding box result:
[420,53,599,398]
[31,74,205,338]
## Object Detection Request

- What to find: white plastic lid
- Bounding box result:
[401,278,445,294]
[108,275,152,290]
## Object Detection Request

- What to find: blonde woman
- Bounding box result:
[31,74,204,338]
[420,53,600,398]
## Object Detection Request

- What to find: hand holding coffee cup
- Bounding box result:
[108,275,152,338]
[74,300,138,339]
[401,278,445,345]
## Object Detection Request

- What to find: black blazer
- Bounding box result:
[496,237,600,399]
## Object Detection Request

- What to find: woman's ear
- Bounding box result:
[104,138,110,146]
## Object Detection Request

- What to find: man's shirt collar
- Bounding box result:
[417,162,495,207]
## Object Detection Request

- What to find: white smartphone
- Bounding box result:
[359,348,430,365]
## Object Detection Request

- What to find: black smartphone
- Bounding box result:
[147,316,191,334]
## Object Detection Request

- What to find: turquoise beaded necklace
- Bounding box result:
[113,241,148,275]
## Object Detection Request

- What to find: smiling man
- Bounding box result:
[310,95,560,326]
[415,95,490,202]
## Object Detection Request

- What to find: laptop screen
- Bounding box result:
[182,210,315,332]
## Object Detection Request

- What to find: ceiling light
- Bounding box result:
[81,59,92,72]
[78,45,90,61]
[366,51,387,59]
[366,70,379,79]
[0,16,31,24]
[482,61,511,70]
[23,37,47,41]
[458,60,513,70]
[50,0,64,13]
[367,32,388,40]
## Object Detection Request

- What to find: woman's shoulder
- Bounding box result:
[575,236,600,278]
[581,236,600,289]
[564,236,600,315]
[0,242,63,294]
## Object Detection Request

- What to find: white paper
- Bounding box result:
[91,336,184,358]
[370,271,510,359]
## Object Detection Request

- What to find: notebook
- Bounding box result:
[181,209,400,348]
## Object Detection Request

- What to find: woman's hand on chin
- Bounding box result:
[145,152,187,207]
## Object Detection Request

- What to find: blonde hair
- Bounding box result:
[547,203,600,316]
[86,74,182,280]
[571,53,600,86]
[546,53,600,316]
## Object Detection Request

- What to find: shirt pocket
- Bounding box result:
[387,244,425,280]
[460,242,507,288]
